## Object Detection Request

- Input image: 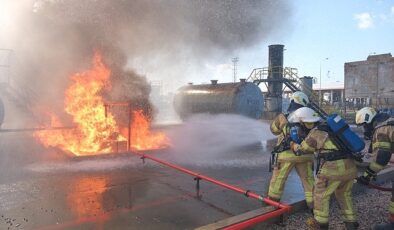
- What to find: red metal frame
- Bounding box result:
[104,102,133,151]
[129,150,291,228]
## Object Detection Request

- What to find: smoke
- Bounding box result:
[166,114,275,167]
[0,0,292,125]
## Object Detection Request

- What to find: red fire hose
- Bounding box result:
[367,182,392,192]
[129,150,291,228]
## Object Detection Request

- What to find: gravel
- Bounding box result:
[265,182,392,230]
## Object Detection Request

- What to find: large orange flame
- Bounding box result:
[34,52,170,156]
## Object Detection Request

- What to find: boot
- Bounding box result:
[373,221,394,230]
[307,202,314,215]
[306,217,328,230]
[267,197,285,225]
[344,221,359,230]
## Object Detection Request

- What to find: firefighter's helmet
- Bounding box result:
[355,107,377,125]
[292,107,321,123]
[290,91,309,107]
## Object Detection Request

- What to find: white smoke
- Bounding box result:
[166,114,275,166]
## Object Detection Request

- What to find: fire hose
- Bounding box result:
[366,182,392,192]
[128,150,291,229]
[356,178,392,192]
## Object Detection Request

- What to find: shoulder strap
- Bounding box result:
[316,123,330,132]
[375,117,394,129]
[316,123,348,152]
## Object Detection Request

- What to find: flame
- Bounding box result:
[34,52,170,156]
[131,110,170,150]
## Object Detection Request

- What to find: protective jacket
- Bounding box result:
[294,127,358,225]
[270,113,314,162]
[368,117,394,173]
[369,117,394,224]
[268,113,314,207]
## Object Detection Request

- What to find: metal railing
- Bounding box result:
[246,66,335,114]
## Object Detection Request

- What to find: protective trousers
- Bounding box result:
[268,152,314,208]
[313,161,357,225]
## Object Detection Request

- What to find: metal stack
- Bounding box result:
[264,44,284,119]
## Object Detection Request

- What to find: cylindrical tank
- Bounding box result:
[299,76,313,97]
[0,96,4,127]
[174,80,264,120]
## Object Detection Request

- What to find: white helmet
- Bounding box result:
[290,107,321,123]
[290,91,309,107]
[355,107,377,125]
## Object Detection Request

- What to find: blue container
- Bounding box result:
[326,113,365,152]
[174,80,264,120]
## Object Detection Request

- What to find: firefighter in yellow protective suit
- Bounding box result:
[355,107,394,230]
[291,110,359,230]
[268,92,314,209]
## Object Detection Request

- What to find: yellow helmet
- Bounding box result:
[290,91,309,107]
[355,107,377,125]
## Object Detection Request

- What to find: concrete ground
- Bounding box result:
[0,131,306,230]
[1,126,389,230]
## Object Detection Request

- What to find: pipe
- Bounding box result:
[130,150,291,225]
[367,182,392,192]
[222,208,289,230]
[0,126,74,133]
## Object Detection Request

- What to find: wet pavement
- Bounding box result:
[0,133,305,230]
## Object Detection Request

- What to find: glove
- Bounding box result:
[290,141,298,152]
[290,141,304,156]
[294,149,304,156]
[357,175,370,185]
[357,167,377,185]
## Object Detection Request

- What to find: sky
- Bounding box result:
[207,0,394,87]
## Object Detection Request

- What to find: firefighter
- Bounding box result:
[291,110,359,230]
[355,107,393,230]
[268,91,315,210]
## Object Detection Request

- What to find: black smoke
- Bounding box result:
[1,0,292,123]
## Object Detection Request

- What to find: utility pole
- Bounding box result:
[232,57,238,83]
[319,57,329,107]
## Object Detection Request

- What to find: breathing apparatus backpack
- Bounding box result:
[317,113,365,164]
[325,113,365,153]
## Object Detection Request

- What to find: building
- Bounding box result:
[270,80,345,112]
[344,53,394,109]
[312,82,344,106]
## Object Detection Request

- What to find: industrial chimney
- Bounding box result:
[264,44,284,119]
